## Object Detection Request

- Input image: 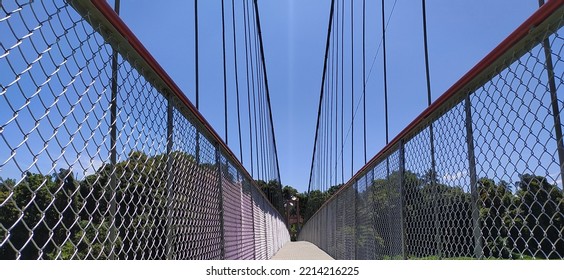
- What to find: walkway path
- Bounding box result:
[271,241,334,260]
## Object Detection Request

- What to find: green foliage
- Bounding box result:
[0,151,198,259]
[257,179,284,213]
[0,170,79,259]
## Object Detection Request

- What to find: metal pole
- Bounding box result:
[352,182,357,259]
[421,0,442,259]
[250,187,256,259]
[398,140,407,259]
[194,0,201,165]
[297,198,301,232]
[165,99,174,260]
[109,0,121,260]
[221,0,228,144]
[216,144,226,259]
[382,0,389,145]
[538,0,564,193]
[465,96,483,259]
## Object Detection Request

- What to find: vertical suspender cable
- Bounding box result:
[243,0,254,177]
[221,0,228,144]
[381,0,389,145]
[422,0,432,107]
[362,0,367,164]
[232,0,244,164]
[340,0,344,184]
[253,0,282,184]
[327,26,335,187]
[350,0,354,177]
[195,0,199,109]
[422,0,441,258]
[194,0,201,164]
[308,0,336,193]
[333,8,338,187]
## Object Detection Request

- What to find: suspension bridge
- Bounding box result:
[0,0,563,260]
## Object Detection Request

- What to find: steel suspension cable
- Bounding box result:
[332,11,339,187]
[362,0,367,164]
[350,0,354,177]
[422,0,441,258]
[194,0,199,110]
[249,3,260,179]
[340,0,344,184]
[308,0,336,193]
[221,0,228,144]
[243,0,254,176]
[336,0,398,173]
[382,0,389,145]
[232,0,244,164]
[253,0,282,184]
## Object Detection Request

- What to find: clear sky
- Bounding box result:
[117,0,540,193]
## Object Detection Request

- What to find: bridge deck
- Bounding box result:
[271,241,334,260]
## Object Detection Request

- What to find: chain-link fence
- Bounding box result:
[299,2,564,260]
[0,0,289,259]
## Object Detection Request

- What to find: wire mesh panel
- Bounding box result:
[240,177,255,260]
[170,109,222,260]
[251,187,267,260]
[470,35,564,259]
[0,0,289,259]
[299,3,564,260]
[342,182,356,259]
[265,209,274,259]
[354,169,376,259]
[221,157,242,260]
[335,187,345,259]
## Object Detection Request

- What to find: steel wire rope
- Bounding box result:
[351,0,355,177]
[307,0,336,193]
[221,0,228,144]
[243,0,254,177]
[251,5,266,181]
[232,0,244,164]
[362,0,367,164]
[253,0,283,187]
[335,0,398,172]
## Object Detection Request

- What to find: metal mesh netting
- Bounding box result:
[0,1,289,259]
[299,5,564,260]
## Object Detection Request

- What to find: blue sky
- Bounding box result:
[116,0,540,193]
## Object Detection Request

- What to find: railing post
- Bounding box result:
[250,184,256,260]
[353,181,357,260]
[215,144,226,259]
[398,140,407,260]
[539,0,564,192]
[264,209,268,258]
[430,124,442,259]
[165,99,174,260]
[108,0,120,259]
[465,96,483,259]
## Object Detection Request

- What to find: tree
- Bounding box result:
[511,174,563,259]
[302,190,327,223]
[0,171,78,259]
[477,177,513,258]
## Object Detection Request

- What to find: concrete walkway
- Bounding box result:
[271,241,334,260]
